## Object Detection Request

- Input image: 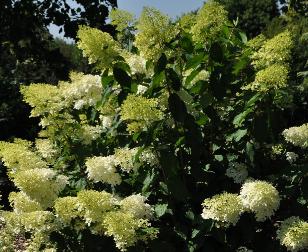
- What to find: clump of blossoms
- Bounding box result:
[135,7,178,60]
[62,72,102,110]
[123,53,147,75]
[139,148,160,167]
[120,194,153,219]
[35,138,58,161]
[13,168,68,209]
[245,64,289,92]
[120,94,164,134]
[201,193,244,226]
[53,196,81,225]
[9,192,42,213]
[251,30,293,70]
[277,216,308,251]
[76,190,117,225]
[109,9,136,32]
[114,147,139,172]
[1,210,57,251]
[226,162,249,184]
[283,123,308,148]
[239,180,280,221]
[0,140,48,176]
[102,211,158,251]
[77,26,122,69]
[243,30,293,93]
[191,0,228,44]
[20,83,61,117]
[79,124,102,145]
[286,152,299,164]
[85,156,122,185]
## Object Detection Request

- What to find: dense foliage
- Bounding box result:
[1,1,308,251]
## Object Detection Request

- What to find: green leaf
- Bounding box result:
[185,53,205,70]
[227,128,247,142]
[239,32,248,44]
[155,53,167,73]
[166,68,181,91]
[196,113,210,126]
[155,203,168,217]
[179,35,193,53]
[101,75,113,88]
[233,107,254,127]
[168,93,187,123]
[113,67,131,89]
[209,42,223,63]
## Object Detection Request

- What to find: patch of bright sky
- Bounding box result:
[49,0,205,42]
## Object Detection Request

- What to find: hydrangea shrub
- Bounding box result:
[0,1,307,251]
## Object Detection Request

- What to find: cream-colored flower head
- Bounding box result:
[0,140,48,176]
[277,216,308,252]
[201,192,244,226]
[103,211,156,251]
[120,194,153,219]
[77,190,117,225]
[283,123,308,148]
[62,72,102,110]
[239,180,280,221]
[85,156,122,185]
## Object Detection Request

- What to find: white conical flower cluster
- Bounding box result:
[202,180,280,224]
[283,123,308,148]
[277,216,308,252]
[85,156,122,186]
[239,180,280,221]
[201,193,244,226]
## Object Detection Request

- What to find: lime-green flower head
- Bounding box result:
[191,0,228,44]
[243,64,289,92]
[277,216,308,252]
[109,9,136,32]
[77,190,117,224]
[103,211,154,251]
[135,7,178,60]
[77,26,122,69]
[120,94,164,134]
[283,123,308,148]
[13,168,68,209]
[240,180,280,221]
[0,140,48,176]
[178,13,196,33]
[9,191,42,213]
[54,196,80,225]
[201,192,244,226]
[20,83,61,117]
[252,30,293,70]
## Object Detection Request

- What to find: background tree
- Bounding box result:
[216,0,280,38]
[0,0,117,141]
